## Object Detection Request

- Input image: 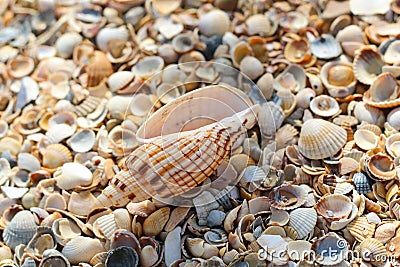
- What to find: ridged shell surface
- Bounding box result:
[2,210,38,250]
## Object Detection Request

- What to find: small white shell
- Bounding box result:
[107,71,135,93]
[55,32,83,58]
[131,56,164,79]
[387,107,400,130]
[96,26,129,52]
[198,9,230,37]
[62,236,105,264]
[67,129,96,153]
[350,0,391,15]
[17,153,41,173]
[309,95,340,117]
[129,93,155,117]
[54,163,93,190]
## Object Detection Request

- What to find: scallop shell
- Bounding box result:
[365,153,397,181]
[143,207,170,236]
[352,172,373,194]
[320,61,356,98]
[198,9,230,37]
[165,207,190,232]
[315,194,353,222]
[309,95,340,117]
[62,236,105,265]
[67,129,95,153]
[347,216,375,242]
[41,144,72,169]
[246,14,272,37]
[363,72,400,108]
[274,64,306,93]
[387,107,400,130]
[298,119,347,159]
[239,56,264,80]
[359,238,386,266]
[2,210,37,250]
[288,208,316,239]
[131,56,164,79]
[284,38,311,63]
[54,162,93,190]
[85,51,114,87]
[374,222,396,244]
[312,233,348,265]
[353,46,385,85]
[269,184,308,210]
[386,133,400,158]
[310,34,342,59]
[7,56,35,78]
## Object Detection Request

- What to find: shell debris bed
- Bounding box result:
[1,0,400,266]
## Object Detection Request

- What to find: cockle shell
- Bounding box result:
[347,216,375,242]
[41,144,72,170]
[310,34,342,59]
[165,207,190,231]
[7,56,35,79]
[62,236,105,265]
[374,222,396,244]
[96,26,129,52]
[298,119,347,159]
[246,14,273,37]
[54,163,93,190]
[284,38,311,63]
[257,235,288,265]
[107,71,135,93]
[288,207,317,239]
[67,129,95,153]
[279,11,308,32]
[2,210,37,250]
[274,64,306,93]
[269,184,307,210]
[387,107,400,130]
[52,218,81,246]
[386,133,400,158]
[365,153,397,181]
[352,172,373,194]
[171,33,194,54]
[359,238,386,266]
[198,9,230,37]
[231,42,253,68]
[143,207,170,236]
[239,56,264,80]
[309,95,340,117]
[315,194,353,222]
[312,233,348,265]
[55,32,83,58]
[85,51,114,87]
[363,72,400,108]
[276,90,296,117]
[354,129,379,150]
[353,102,385,127]
[353,46,385,85]
[126,200,156,218]
[320,61,356,98]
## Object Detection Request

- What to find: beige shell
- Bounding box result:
[246,14,272,37]
[276,90,296,117]
[354,129,379,150]
[274,64,306,93]
[284,38,311,63]
[131,56,164,79]
[387,107,400,130]
[62,236,105,264]
[198,9,230,37]
[279,11,308,32]
[7,56,35,78]
[96,26,129,52]
[315,194,353,222]
[309,95,340,117]
[54,162,93,190]
[52,218,81,246]
[68,191,98,216]
[107,71,135,93]
[239,56,264,80]
[152,0,181,15]
[85,51,114,88]
[365,153,397,181]
[55,32,83,58]
[67,129,96,153]
[320,61,356,98]
[350,0,391,15]
[164,207,190,232]
[359,238,386,266]
[129,93,154,117]
[363,72,400,108]
[295,88,316,109]
[2,210,37,250]
[386,133,400,158]
[269,184,308,210]
[126,200,156,217]
[156,83,185,105]
[353,102,385,128]
[288,207,317,239]
[384,40,400,64]
[172,33,194,53]
[143,207,170,236]
[347,216,375,242]
[231,42,253,68]
[374,222,396,244]
[353,46,385,85]
[298,119,347,159]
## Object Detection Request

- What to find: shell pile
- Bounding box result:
[1,0,400,267]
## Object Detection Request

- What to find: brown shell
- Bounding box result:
[366,153,397,181]
[85,51,114,87]
[269,184,308,210]
[315,194,353,222]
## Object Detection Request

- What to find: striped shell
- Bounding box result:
[288,208,317,239]
[347,216,375,242]
[363,72,400,108]
[85,51,114,87]
[298,119,347,159]
[359,238,386,266]
[2,211,38,250]
[365,153,397,181]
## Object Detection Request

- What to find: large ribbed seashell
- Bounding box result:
[96,26,129,52]
[106,246,139,267]
[274,64,306,93]
[298,119,347,159]
[353,46,385,85]
[312,233,348,265]
[310,34,342,59]
[269,184,307,210]
[2,210,37,250]
[363,72,400,108]
[54,163,93,190]
[309,95,340,117]
[359,238,386,266]
[350,0,391,15]
[198,9,230,37]
[288,207,317,239]
[85,51,113,88]
[315,194,353,222]
[387,107,400,130]
[143,207,170,236]
[365,153,397,181]
[386,133,400,158]
[347,216,375,242]
[320,61,356,98]
[55,32,83,58]
[62,236,105,265]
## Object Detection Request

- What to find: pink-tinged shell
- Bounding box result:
[320,61,356,98]
[7,56,35,78]
[269,184,308,210]
[365,153,397,181]
[274,64,306,93]
[315,194,353,222]
[347,216,375,242]
[353,46,385,85]
[309,95,340,117]
[386,133,400,158]
[363,72,400,108]
[284,38,311,63]
[298,119,347,159]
